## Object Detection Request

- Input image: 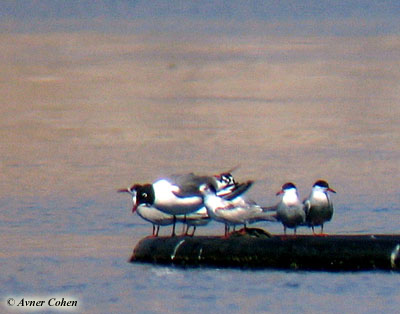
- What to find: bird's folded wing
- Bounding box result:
[171,174,217,197]
[222,181,253,200]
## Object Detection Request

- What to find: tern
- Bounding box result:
[303,180,336,235]
[199,184,276,236]
[275,182,306,235]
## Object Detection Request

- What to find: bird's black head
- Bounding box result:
[136,184,155,205]
[282,182,297,190]
[313,180,336,193]
[313,180,329,188]
[277,182,297,195]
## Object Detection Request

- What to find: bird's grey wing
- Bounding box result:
[168,173,196,185]
[222,181,253,200]
[171,174,217,197]
[248,211,278,223]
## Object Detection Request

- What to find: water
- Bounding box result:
[1,12,400,313]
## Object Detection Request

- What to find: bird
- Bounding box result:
[118,184,209,237]
[199,184,276,236]
[303,180,336,235]
[146,178,205,216]
[118,184,173,236]
[275,182,306,235]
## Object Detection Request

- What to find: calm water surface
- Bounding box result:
[1,17,400,313]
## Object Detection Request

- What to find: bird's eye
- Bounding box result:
[142,192,147,198]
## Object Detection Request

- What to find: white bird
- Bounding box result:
[118,185,209,236]
[275,182,306,235]
[303,180,336,235]
[199,184,276,236]
[149,178,204,215]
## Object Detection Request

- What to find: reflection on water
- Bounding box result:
[1,22,400,313]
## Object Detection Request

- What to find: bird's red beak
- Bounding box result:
[328,187,336,193]
[276,190,284,196]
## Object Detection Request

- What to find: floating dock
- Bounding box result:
[130,229,400,271]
